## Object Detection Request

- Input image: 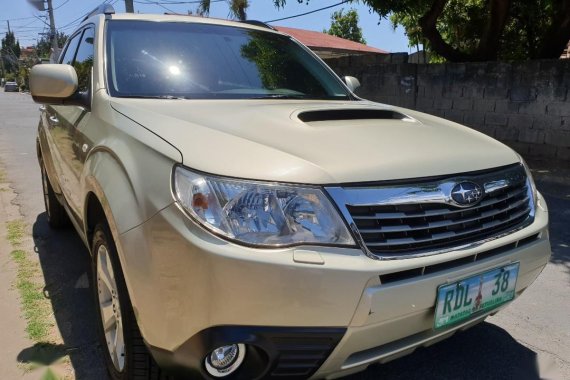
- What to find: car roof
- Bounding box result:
[87,12,280,35]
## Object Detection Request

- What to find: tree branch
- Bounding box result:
[418,0,470,62]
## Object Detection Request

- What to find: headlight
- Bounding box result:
[173,166,355,247]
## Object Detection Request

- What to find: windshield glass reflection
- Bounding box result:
[106,21,350,100]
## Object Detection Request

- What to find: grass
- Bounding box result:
[7,220,25,246]
[2,167,66,379]
[0,158,5,183]
[7,221,64,379]
[6,220,53,343]
[11,249,51,341]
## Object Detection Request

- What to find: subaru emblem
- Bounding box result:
[451,182,483,206]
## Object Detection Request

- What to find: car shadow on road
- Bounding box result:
[25,212,108,380]
[347,322,543,380]
[535,176,570,280]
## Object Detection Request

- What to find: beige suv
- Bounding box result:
[30,5,551,380]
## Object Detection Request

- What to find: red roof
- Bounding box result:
[275,26,387,54]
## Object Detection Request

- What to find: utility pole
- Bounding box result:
[0,51,5,82]
[125,0,134,13]
[46,0,59,62]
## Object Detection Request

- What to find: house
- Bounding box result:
[274,26,387,59]
[19,46,37,61]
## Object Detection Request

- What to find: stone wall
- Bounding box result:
[324,55,570,161]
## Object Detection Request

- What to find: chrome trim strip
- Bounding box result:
[325,164,536,260]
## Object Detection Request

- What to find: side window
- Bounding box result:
[73,28,95,93]
[59,32,81,65]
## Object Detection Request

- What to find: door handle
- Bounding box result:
[49,115,59,125]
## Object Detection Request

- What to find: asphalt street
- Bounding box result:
[0,91,568,379]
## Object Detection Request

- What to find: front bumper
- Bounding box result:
[118,193,550,379]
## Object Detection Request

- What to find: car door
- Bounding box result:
[47,26,95,224]
[40,30,82,202]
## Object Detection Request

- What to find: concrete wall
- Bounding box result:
[324,55,570,161]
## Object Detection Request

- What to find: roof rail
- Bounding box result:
[241,20,275,30]
[82,3,115,22]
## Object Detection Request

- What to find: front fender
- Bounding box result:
[80,117,182,321]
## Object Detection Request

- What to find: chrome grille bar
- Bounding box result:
[357,196,530,234]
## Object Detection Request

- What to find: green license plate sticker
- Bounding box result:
[434,263,519,329]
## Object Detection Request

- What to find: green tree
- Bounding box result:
[275,0,570,62]
[197,0,249,20]
[1,31,21,73]
[36,32,68,59]
[324,8,366,44]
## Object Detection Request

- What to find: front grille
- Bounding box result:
[339,164,533,256]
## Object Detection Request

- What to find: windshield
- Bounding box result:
[106,20,351,100]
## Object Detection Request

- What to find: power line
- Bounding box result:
[134,0,179,14]
[58,0,114,31]
[264,0,350,23]
[136,0,224,4]
[53,0,71,10]
[0,16,37,22]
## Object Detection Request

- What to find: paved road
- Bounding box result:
[0,91,568,380]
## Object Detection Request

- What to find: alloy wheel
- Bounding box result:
[97,244,126,372]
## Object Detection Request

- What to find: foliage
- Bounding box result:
[275,0,570,62]
[35,32,68,59]
[197,0,249,20]
[74,56,93,93]
[1,31,21,73]
[323,8,366,44]
[5,72,16,81]
[240,32,324,94]
[18,55,38,91]
[241,34,287,88]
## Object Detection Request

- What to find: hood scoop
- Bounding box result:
[297,108,413,123]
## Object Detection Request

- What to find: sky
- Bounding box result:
[0,0,414,53]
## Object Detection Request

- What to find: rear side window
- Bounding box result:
[73,28,95,92]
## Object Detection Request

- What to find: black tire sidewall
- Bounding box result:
[92,223,135,380]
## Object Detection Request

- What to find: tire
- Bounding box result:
[40,160,69,228]
[92,223,168,380]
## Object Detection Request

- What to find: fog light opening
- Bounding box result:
[204,343,246,377]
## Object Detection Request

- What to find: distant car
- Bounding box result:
[4,82,18,92]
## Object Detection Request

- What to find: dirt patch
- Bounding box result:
[0,161,73,379]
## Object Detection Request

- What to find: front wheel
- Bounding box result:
[92,223,168,380]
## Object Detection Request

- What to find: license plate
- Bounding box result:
[434,263,519,329]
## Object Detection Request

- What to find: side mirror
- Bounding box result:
[344,76,361,93]
[30,64,80,105]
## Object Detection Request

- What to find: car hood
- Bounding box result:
[110,99,519,184]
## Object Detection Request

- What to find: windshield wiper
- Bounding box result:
[252,94,309,99]
[252,94,352,100]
